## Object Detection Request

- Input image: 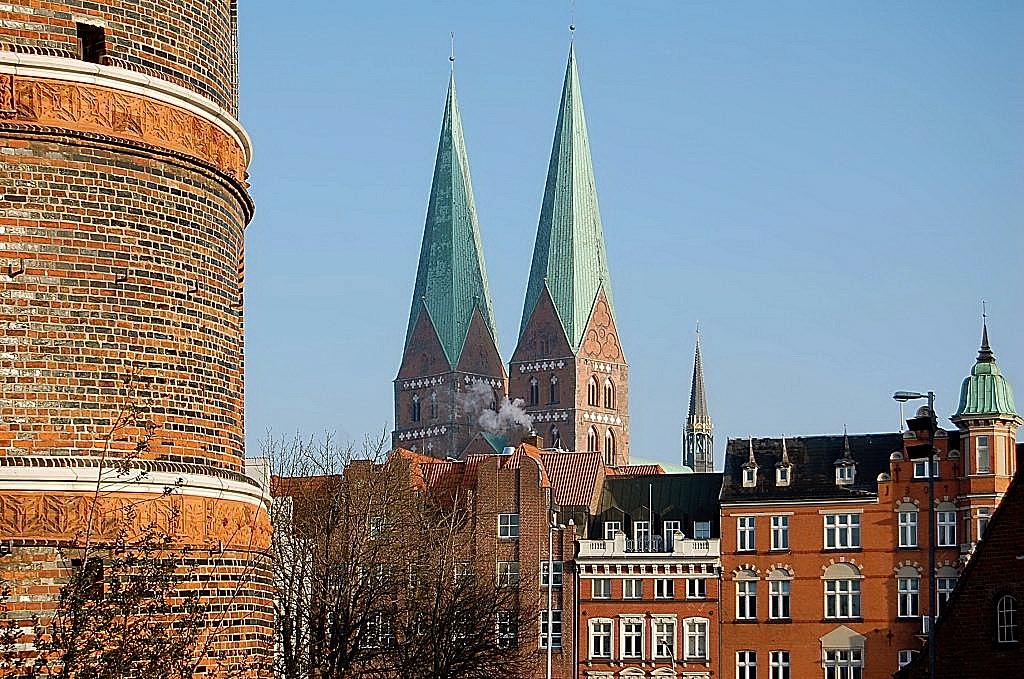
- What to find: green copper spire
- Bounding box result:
[520,44,614,350]
[954,323,1019,419]
[405,73,498,367]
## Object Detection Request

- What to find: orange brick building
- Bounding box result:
[0,2,272,673]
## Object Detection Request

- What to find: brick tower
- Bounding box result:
[393,73,506,459]
[0,2,271,673]
[509,45,630,465]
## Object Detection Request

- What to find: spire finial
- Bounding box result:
[449,32,455,68]
[781,435,790,465]
[843,424,852,459]
[569,0,576,35]
[748,436,756,466]
[978,303,995,363]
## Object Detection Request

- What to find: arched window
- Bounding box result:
[549,375,559,404]
[429,391,438,419]
[411,394,421,422]
[734,569,758,620]
[936,565,958,615]
[823,562,862,619]
[895,565,920,618]
[897,502,919,548]
[528,377,539,406]
[587,427,598,452]
[587,376,599,407]
[604,429,616,465]
[767,569,792,620]
[490,388,499,411]
[603,379,615,409]
[997,595,1017,643]
[550,425,561,448]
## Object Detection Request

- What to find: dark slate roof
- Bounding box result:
[721,433,904,503]
[592,473,723,538]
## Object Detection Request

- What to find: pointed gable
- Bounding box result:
[520,45,615,352]
[405,73,498,368]
[578,286,622,362]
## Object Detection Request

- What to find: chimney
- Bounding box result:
[521,430,544,449]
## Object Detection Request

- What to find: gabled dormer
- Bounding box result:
[775,436,792,487]
[742,437,758,488]
[835,427,857,486]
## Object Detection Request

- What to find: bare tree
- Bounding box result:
[269,433,537,679]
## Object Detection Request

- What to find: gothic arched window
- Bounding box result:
[997,595,1018,643]
[587,376,599,407]
[604,429,616,465]
[490,388,499,411]
[411,394,421,423]
[587,426,598,453]
[550,425,561,448]
[603,379,615,409]
[429,391,438,419]
[529,377,539,406]
[549,375,560,404]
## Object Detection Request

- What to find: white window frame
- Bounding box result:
[683,617,709,660]
[776,465,791,486]
[771,515,789,550]
[592,578,611,599]
[497,561,519,587]
[652,618,677,659]
[836,464,855,485]
[743,466,757,487]
[737,650,757,679]
[978,507,992,538]
[633,520,651,542]
[694,520,712,539]
[736,579,757,620]
[495,610,518,649]
[770,649,791,679]
[898,649,917,668]
[539,609,562,649]
[936,576,956,615]
[603,520,622,540]
[663,520,682,541]
[737,516,756,552]
[824,513,861,549]
[620,617,644,659]
[997,595,1017,643]
[937,509,956,547]
[655,578,675,599]
[897,576,920,618]
[623,578,643,599]
[588,618,613,659]
[498,513,519,539]
[976,435,991,473]
[687,577,707,599]
[540,560,563,588]
[913,458,939,478]
[769,579,791,620]
[823,648,863,679]
[898,509,919,548]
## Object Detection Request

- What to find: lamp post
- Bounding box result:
[893,390,937,679]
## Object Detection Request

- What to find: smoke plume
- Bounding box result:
[456,381,533,445]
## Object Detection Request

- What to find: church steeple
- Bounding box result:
[510,45,629,463]
[405,73,498,367]
[519,44,614,351]
[682,329,714,472]
[394,73,506,460]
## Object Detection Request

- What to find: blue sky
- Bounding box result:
[240,2,1023,466]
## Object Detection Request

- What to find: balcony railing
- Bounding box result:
[577,533,721,559]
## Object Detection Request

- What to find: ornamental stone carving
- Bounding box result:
[581,292,623,362]
[0,74,13,114]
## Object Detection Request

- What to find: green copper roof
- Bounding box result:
[405,73,498,367]
[954,324,1019,419]
[520,45,614,350]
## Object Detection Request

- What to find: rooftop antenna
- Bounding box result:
[449,32,455,69]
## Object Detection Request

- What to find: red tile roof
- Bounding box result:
[607,464,664,476]
[540,451,605,507]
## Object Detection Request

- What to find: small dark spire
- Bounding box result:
[777,436,790,467]
[977,320,995,363]
[745,436,757,468]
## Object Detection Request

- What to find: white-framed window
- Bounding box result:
[913,458,939,478]
[770,649,791,679]
[737,516,756,552]
[603,520,622,540]
[683,617,708,660]
[897,575,920,618]
[589,619,613,658]
[633,520,651,542]
[623,578,643,599]
[363,611,393,648]
[497,561,519,587]
[824,513,860,549]
[976,435,991,473]
[653,619,676,659]
[687,577,706,599]
[454,562,473,584]
[937,507,957,547]
[836,463,855,485]
[736,577,757,620]
[539,609,561,649]
[592,578,611,599]
[540,561,563,587]
[737,650,757,679]
[823,563,862,619]
[694,520,712,539]
[496,610,518,649]
[898,649,917,668]
[743,466,757,487]
[771,515,789,550]
[769,578,791,619]
[664,520,682,541]
[937,571,957,616]
[823,649,863,679]
[898,508,919,548]
[655,578,675,599]
[978,507,992,538]
[369,515,385,539]
[498,513,519,539]
[776,465,791,486]
[997,595,1017,643]
[621,618,643,658]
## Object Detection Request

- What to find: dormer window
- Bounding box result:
[835,463,855,485]
[776,465,791,487]
[742,465,757,488]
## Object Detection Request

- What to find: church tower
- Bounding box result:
[950,322,1021,542]
[509,45,629,465]
[393,73,506,459]
[682,331,714,472]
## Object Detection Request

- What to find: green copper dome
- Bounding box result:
[954,325,1019,419]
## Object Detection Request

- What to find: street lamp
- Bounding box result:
[893,390,937,679]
